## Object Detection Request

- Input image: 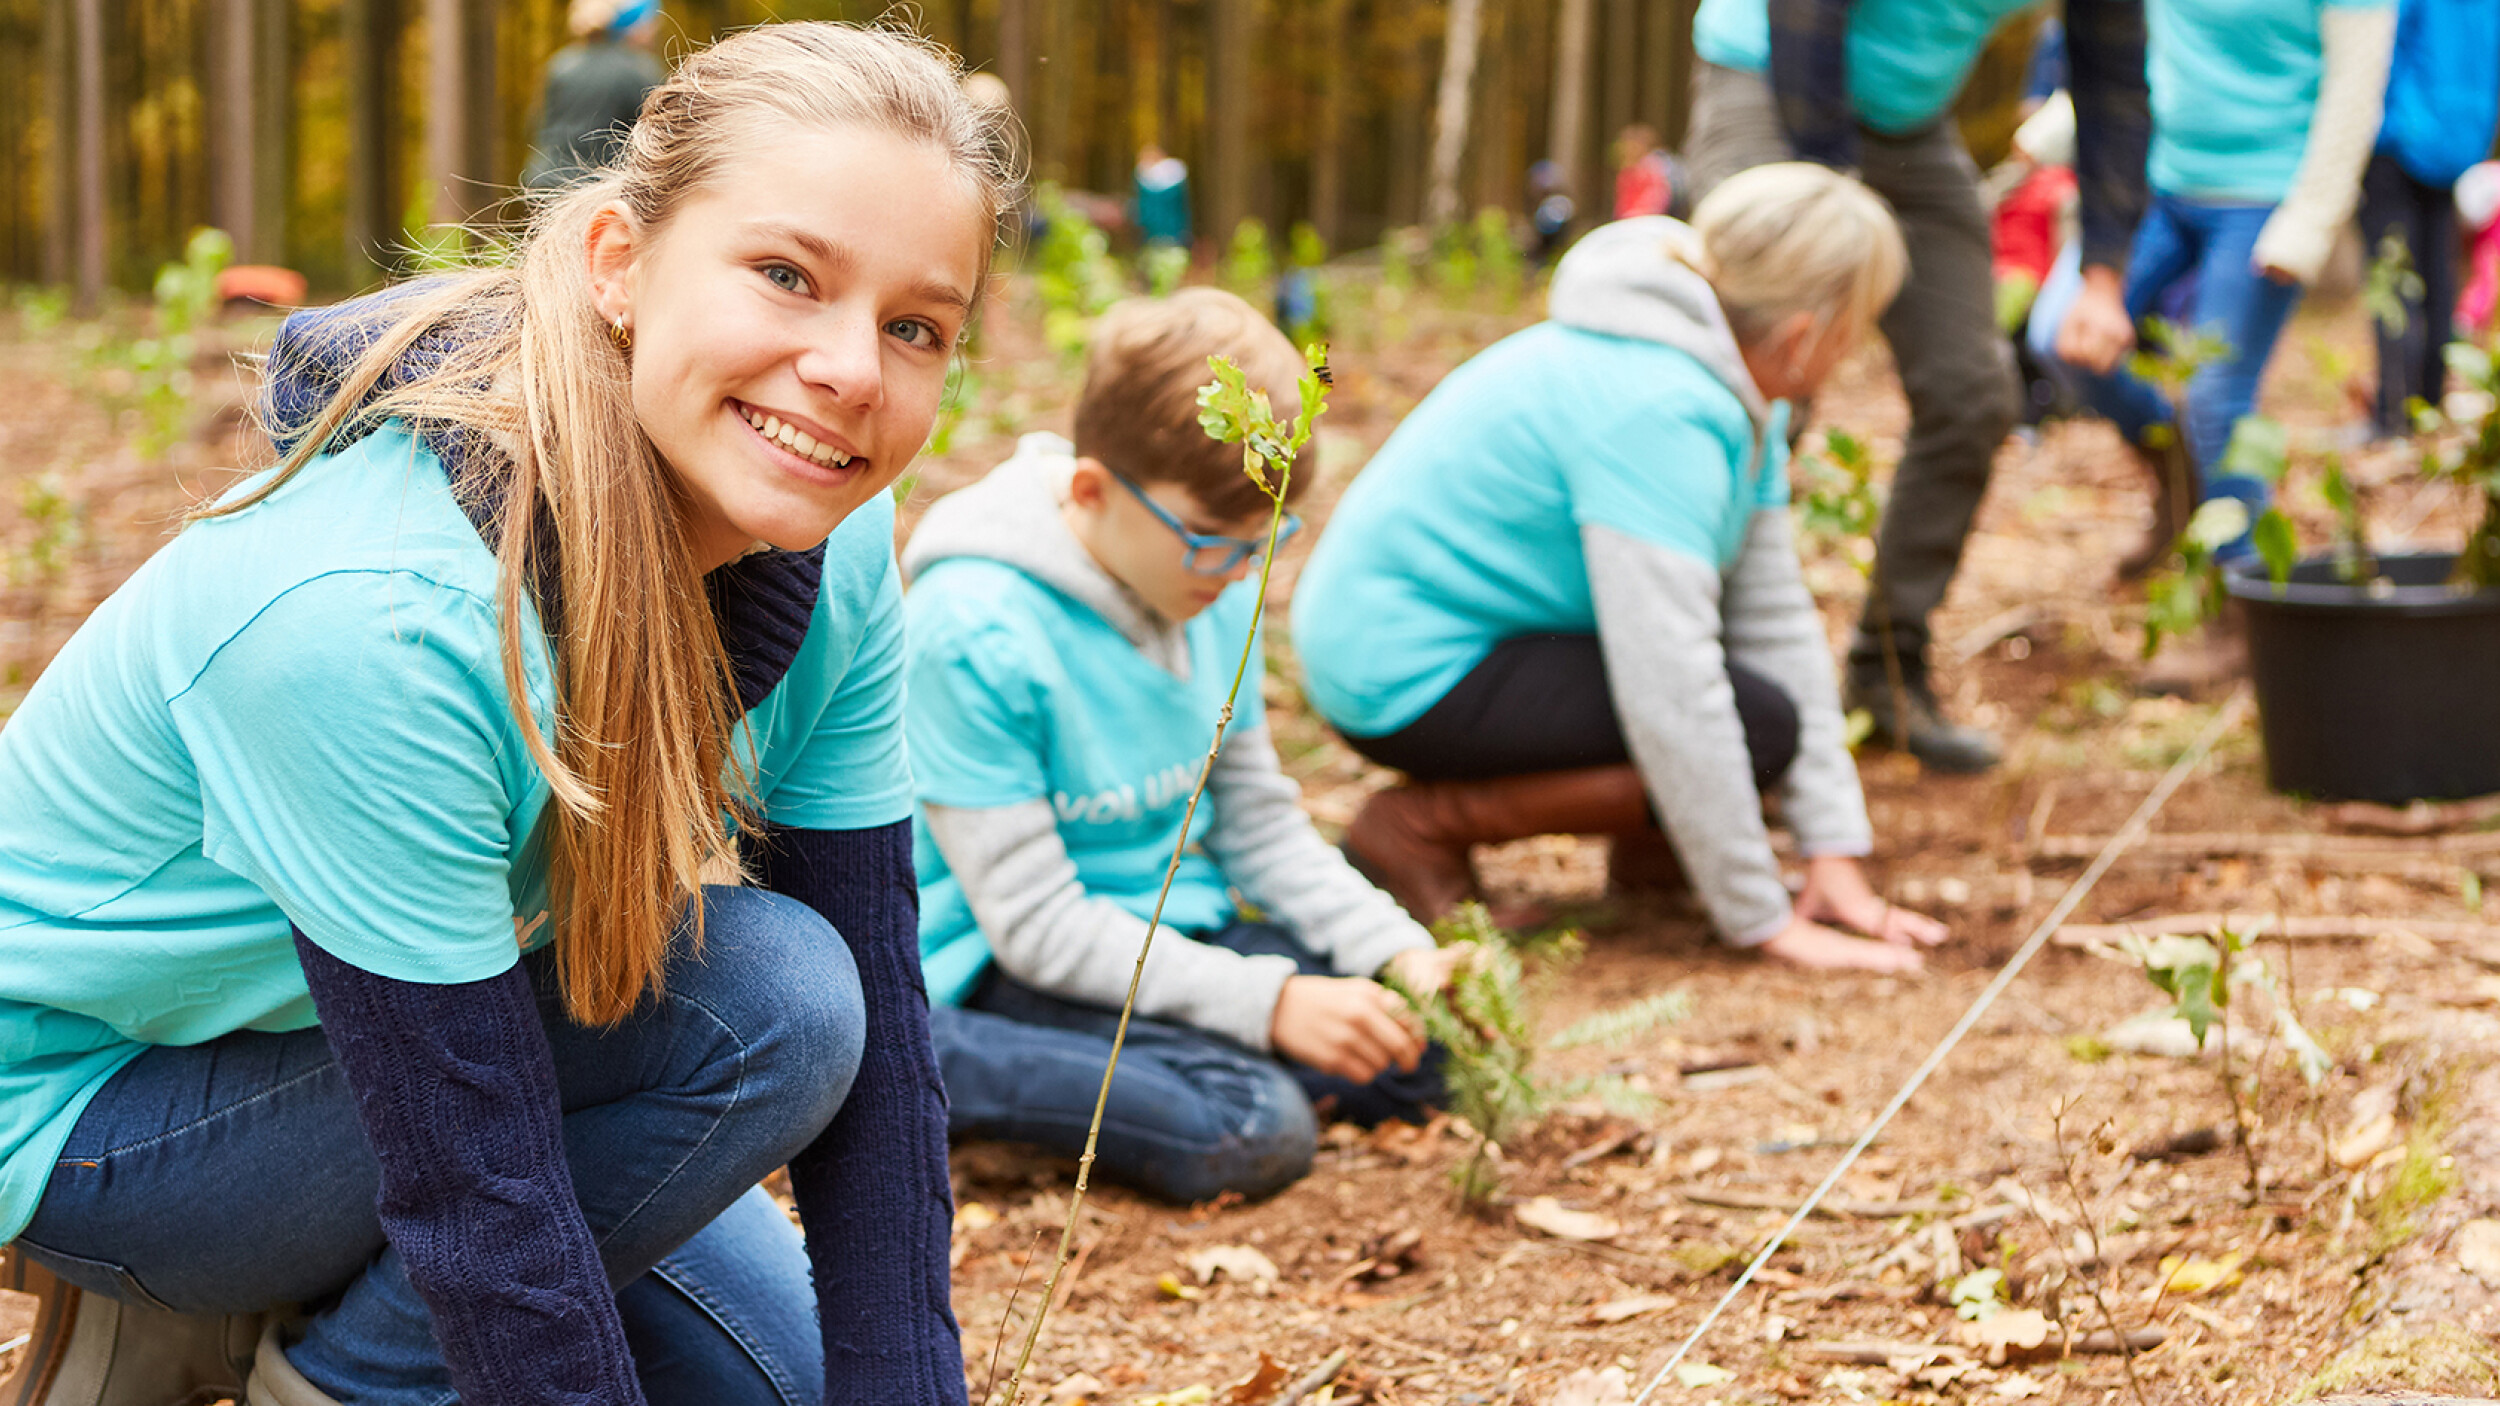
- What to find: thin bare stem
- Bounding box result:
[996,469,1297,1406]
[2048,1104,2154,1406]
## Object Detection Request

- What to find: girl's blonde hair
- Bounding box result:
[1688,162,1907,347]
[220,23,1021,1025]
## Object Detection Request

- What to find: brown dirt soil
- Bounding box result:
[4,276,2498,1406]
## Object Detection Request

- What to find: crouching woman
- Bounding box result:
[1292,165,1949,973]
[0,24,1007,1406]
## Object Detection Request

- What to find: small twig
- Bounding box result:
[2055,914,2500,949]
[2212,937,2263,1200]
[2033,830,2500,862]
[1674,1186,1951,1219]
[981,1230,1048,1406]
[1271,1348,1352,1405]
[2048,1104,2154,1406]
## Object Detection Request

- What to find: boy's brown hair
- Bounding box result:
[1073,288,1316,519]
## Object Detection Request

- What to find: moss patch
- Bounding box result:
[2294,1322,2500,1400]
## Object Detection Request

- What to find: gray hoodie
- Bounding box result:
[902,437,1434,1051]
[1547,217,1873,945]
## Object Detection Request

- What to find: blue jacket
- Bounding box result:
[2378,0,2500,187]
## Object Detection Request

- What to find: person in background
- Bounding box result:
[520,0,667,192]
[1612,126,1691,221]
[1294,166,1952,974]
[2460,163,2500,339]
[1529,159,1578,265]
[0,25,1004,1406]
[908,291,1461,1206]
[2043,0,2397,690]
[1133,144,1194,253]
[2359,0,2500,436]
[1684,0,2151,774]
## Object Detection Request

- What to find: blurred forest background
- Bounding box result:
[0,0,2045,304]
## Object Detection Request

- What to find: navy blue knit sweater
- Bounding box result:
[274,295,965,1405]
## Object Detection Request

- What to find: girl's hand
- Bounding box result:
[1795,855,1950,948]
[2055,264,2136,374]
[1382,942,1473,996]
[1272,975,1425,1084]
[1759,915,1927,973]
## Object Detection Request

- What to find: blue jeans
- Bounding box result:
[931,920,1444,1205]
[2029,194,2305,559]
[14,886,862,1406]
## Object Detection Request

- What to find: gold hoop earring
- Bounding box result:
[608,315,633,351]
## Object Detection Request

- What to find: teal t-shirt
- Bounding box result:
[1690,0,2039,135]
[0,425,911,1242]
[908,562,1264,1007]
[1291,322,1787,740]
[2149,0,2393,202]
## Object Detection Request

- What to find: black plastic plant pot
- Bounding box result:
[2224,551,2500,803]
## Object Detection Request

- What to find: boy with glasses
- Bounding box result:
[903,290,1459,1203]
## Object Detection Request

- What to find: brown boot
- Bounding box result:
[1605,827,1689,899]
[2117,437,2197,582]
[1343,765,1653,924]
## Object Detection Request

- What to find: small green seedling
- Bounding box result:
[2142,412,2305,654]
[998,346,1330,1406]
[2119,925,2330,1194]
[2421,339,2500,590]
[2365,230,2426,341]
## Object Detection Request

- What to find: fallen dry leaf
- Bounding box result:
[1154,1273,1201,1301]
[1673,1362,1736,1389]
[1130,1389,1212,1406]
[1992,1372,2048,1399]
[1549,1366,1632,1405]
[1221,1354,1287,1405]
[2458,1219,2500,1288]
[1183,1245,1279,1292]
[1583,1293,1679,1324]
[2151,1250,2246,1299]
[1962,1308,2053,1357]
[2333,1110,2399,1169]
[1515,1196,1622,1242]
[953,1201,999,1234]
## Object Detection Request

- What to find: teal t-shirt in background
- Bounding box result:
[1691,0,2039,135]
[908,565,1264,1008]
[0,424,911,1243]
[2149,0,2395,202]
[1291,321,1788,740]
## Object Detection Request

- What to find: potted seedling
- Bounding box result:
[2217,338,2500,803]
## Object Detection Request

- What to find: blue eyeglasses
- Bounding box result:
[1110,470,1303,576]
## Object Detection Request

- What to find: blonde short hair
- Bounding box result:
[1074,289,1313,518]
[1689,163,1907,345]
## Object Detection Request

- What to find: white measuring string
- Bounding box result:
[1628,689,2249,1405]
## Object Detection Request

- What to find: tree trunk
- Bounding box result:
[344,0,401,281]
[1602,0,1638,186]
[43,0,73,287]
[72,0,105,313]
[213,0,256,257]
[1308,0,1351,247]
[461,0,498,221]
[256,0,292,264]
[1647,0,1695,148]
[996,0,1029,124]
[1425,0,1484,228]
[1546,0,1595,199]
[1207,0,1253,242]
[426,0,467,229]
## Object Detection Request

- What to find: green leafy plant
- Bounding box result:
[2119,924,2330,1195]
[1140,242,1191,298]
[1221,217,1275,297]
[1796,428,1889,747]
[1471,208,1525,309]
[2421,339,2500,589]
[2141,408,2303,654]
[1386,903,1689,1205]
[1027,183,1131,360]
[2365,229,2426,340]
[998,344,1330,1406]
[2318,454,2377,586]
[924,362,982,458]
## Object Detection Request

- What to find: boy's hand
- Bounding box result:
[1381,943,1473,996]
[1271,975,1425,1084]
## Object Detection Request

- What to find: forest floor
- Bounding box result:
[5,266,2500,1406]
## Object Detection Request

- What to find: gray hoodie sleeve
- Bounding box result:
[921,800,1297,1051]
[1583,523,1794,946]
[1721,510,1873,859]
[1202,720,1437,977]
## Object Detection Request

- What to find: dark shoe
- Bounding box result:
[2117,438,2198,582]
[1343,765,1654,924]
[1844,673,2002,775]
[1,1251,263,1406]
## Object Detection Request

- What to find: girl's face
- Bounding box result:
[589,121,988,572]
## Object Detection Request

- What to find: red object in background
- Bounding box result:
[2464,219,2500,336]
[215,264,309,311]
[1991,164,2076,288]
[1614,153,1674,220]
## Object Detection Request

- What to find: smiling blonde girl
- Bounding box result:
[0,24,1008,1406]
